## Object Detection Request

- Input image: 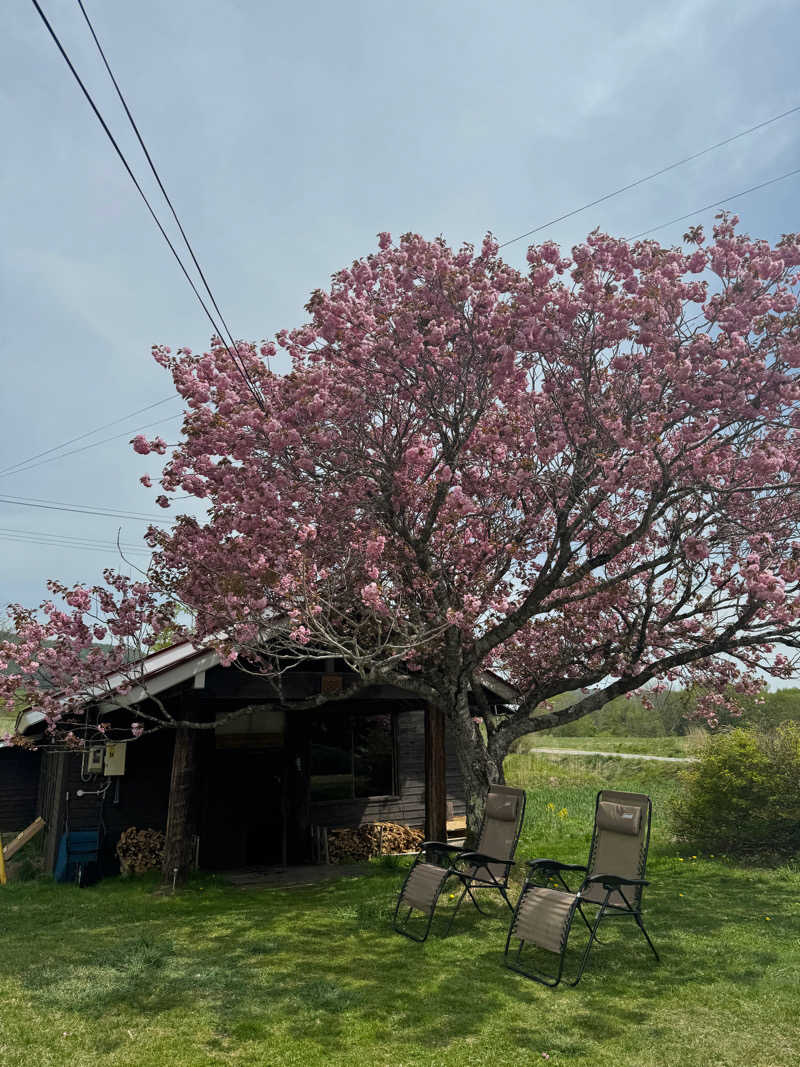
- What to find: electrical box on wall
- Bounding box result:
[104,742,127,776]
[83,745,105,776]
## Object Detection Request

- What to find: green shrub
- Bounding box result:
[672,724,800,858]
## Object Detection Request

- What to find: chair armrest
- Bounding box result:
[526,859,588,873]
[583,874,649,889]
[419,840,463,852]
[457,850,514,868]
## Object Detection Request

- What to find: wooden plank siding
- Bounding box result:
[33,706,465,873]
[0,748,42,833]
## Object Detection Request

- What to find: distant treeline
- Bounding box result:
[536,686,800,737]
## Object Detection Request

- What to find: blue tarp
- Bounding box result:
[54,829,102,883]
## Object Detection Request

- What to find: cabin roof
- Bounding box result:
[16,638,518,735]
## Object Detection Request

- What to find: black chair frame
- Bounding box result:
[393,789,527,942]
[504,791,659,987]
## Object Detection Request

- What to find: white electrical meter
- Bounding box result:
[83,745,105,776]
[104,742,127,776]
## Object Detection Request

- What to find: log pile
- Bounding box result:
[327,821,424,863]
[116,827,165,875]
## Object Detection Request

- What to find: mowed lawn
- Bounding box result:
[1,754,799,1067]
[514,735,699,758]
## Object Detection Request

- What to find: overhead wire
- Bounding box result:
[499,103,800,248]
[0,494,164,523]
[0,527,151,556]
[0,395,175,477]
[29,0,264,411]
[74,0,254,397]
[0,411,182,480]
[628,166,800,239]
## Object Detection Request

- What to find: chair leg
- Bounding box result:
[443,882,470,935]
[567,899,609,987]
[504,937,567,987]
[633,912,660,961]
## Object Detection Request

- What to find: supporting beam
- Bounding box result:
[161,725,198,885]
[424,703,447,842]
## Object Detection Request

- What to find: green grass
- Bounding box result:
[514,735,699,758]
[0,713,16,736]
[1,754,798,1066]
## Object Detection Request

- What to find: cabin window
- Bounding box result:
[310,711,397,801]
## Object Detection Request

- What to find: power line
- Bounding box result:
[499,104,800,248]
[0,528,151,555]
[628,166,800,240]
[0,395,175,477]
[29,0,264,410]
[0,411,182,480]
[0,494,163,523]
[75,0,250,392]
[0,533,149,556]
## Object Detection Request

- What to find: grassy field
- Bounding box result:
[514,735,699,758]
[1,753,798,1066]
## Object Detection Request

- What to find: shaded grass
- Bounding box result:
[0,754,798,1066]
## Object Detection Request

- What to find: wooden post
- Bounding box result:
[424,703,447,842]
[161,725,198,885]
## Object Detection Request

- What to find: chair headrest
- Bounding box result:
[485,791,519,822]
[596,800,642,836]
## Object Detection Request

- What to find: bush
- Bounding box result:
[672,724,800,858]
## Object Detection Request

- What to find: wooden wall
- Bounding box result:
[34,705,466,873]
[0,747,42,833]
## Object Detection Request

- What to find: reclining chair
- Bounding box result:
[504,790,659,986]
[393,784,526,942]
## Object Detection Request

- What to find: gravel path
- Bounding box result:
[527,746,697,763]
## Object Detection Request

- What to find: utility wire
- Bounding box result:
[0,411,182,480]
[0,528,151,555]
[0,395,175,477]
[75,0,253,396]
[628,166,800,239]
[0,525,149,549]
[0,534,150,556]
[29,0,263,410]
[499,104,800,248]
[0,494,163,523]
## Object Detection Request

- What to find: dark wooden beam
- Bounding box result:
[161,725,198,884]
[424,703,447,842]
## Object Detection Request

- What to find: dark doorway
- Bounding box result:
[200,747,285,868]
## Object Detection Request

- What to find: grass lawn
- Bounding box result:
[514,735,699,758]
[1,755,798,1066]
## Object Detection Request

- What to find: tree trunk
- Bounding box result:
[445,693,504,844]
[424,702,447,842]
[162,725,198,885]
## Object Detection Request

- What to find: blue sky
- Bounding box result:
[1,0,799,613]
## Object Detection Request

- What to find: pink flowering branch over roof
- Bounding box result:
[8,216,800,745]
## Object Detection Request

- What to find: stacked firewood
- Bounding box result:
[116,827,166,875]
[328,822,424,863]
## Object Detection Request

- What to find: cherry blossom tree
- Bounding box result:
[5,214,800,835]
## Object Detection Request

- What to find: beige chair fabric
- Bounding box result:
[402,862,449,914]
[473,784,525,882]
[580,790,649,906]
[513,887,575,953]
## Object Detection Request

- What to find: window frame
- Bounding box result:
[309,709,400,804]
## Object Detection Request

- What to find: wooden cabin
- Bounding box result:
[11,641,514,876]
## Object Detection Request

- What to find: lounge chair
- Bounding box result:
[393,784,526,942]
[504,789,659,986]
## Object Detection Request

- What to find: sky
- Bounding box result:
[1,0,799,618]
